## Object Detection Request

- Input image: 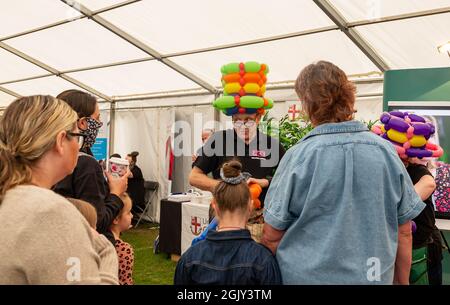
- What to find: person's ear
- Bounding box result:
[248,199,254,214]
[78,118,88,131]
[54,131,66,156]
[211,199,220,217]
[112,216,120,225]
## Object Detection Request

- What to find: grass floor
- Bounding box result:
[121,222,177,285]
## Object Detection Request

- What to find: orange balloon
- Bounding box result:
[243,73,261,83]
[222,73,240,83]
[253,198,261,210]
[249,183,262,198]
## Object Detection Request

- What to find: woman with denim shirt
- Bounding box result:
[174,161,281,285]
[261,61,425,285]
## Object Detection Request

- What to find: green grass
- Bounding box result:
[121,223,177,285]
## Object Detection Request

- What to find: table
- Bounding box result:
[159,199,184,255]
[159,199,209,256]
[436,219,450,231]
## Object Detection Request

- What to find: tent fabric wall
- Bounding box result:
[113,107,175,222]
[172,105,215,193]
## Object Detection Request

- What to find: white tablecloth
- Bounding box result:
[436,219,450,231]
[181,201,210,254]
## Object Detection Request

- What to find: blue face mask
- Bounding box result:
[83,117,103,148]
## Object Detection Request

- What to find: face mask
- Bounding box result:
[83,117,103,148]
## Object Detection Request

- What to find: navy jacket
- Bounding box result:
[174,229,282,285]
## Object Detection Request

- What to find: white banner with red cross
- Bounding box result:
[181,201,210,254]
[287,101,301,121]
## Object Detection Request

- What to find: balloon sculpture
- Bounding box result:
[371,111,443,160]
[249,183,262,210]
[412,221,417,234]
[213,61,274,116]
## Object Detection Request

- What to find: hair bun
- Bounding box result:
[131,151,139,157]
[222,160,242,178]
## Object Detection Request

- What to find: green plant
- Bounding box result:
[259,111,314,150]
[360,119,379,131]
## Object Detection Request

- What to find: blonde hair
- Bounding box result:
[0,95,78,203]
[67,198,98,229]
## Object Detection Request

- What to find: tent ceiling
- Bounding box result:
[98,0,334,54]
[171,31,380,87]
[0,0,448,104]
[5,18,150,71]
[2,75,87,97]
[330,0,450,21]
[357,13,450,69]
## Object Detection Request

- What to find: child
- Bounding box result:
[67,198,98,230]
[174,160,282,285]
[110,193,135,285]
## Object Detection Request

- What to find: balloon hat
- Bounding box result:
[371,111,443,159]
[213,61,274,116]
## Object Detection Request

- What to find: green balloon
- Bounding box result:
[213,96,236,109]
[244,62,261,73]
[239,96,263,108]
[222,63,240,74]
[265,99,274,109]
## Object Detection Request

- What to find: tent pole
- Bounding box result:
[109,101,116,156]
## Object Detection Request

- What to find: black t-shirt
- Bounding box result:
[192,129,285,206]
[407,164,437,249]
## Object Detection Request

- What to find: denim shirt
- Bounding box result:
[174,229,282,285]
[264,120,425,285]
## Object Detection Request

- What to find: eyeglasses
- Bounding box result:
[67,131,86,149]
[232,120,256,128]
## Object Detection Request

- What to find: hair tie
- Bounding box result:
[220,168,251,185]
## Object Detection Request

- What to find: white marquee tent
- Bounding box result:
[1,0,449,221]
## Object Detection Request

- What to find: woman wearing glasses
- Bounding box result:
[54,90,129,245]
[0,95,118,284]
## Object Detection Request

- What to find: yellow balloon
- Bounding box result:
[243,83,260,94]
[224,83,240,94]
[387,129,408,143]
[410,135,427,147]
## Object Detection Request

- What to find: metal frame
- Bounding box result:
[0,0,450,102]
[313,0,389,72]
[60,0,218,94]
[101,76,383,103]
[0,42,112,101]
[0,86,20,98]
[0,0,142,42]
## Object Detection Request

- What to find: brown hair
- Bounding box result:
[0,95,77,203]
[127,151,139,165]
[118,192,132,217]
[213,160,250,213]
[67,198,98,229]
[57,89,97,119]
[294,61,356,126]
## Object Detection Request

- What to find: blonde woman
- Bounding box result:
[0,95,119,284]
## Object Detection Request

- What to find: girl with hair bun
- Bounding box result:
[174,160,281,285]
[126,151,145,215]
